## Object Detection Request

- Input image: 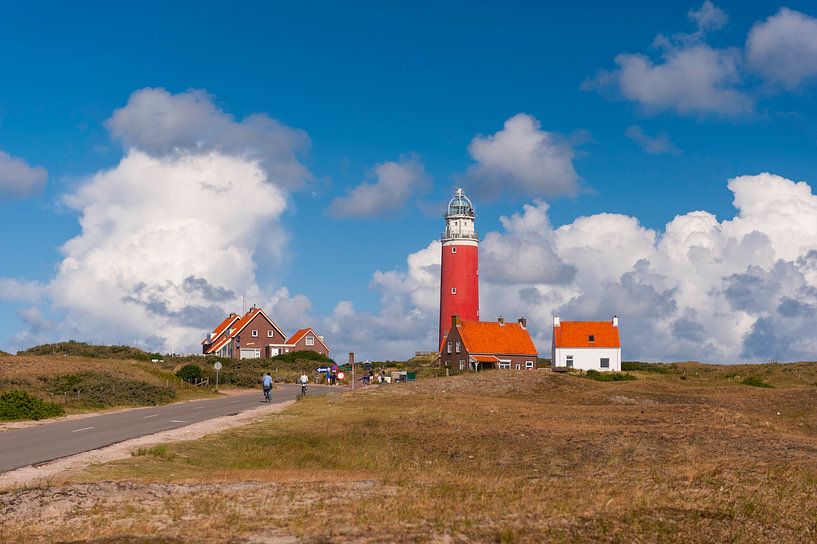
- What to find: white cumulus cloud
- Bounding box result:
[0,150,47,200]
[328,154,430,218]
[463,114,581,199]
[1,89,312,353]
[746,8,817,90]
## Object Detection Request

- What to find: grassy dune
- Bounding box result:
[0,355,216,418]
[3,363,817,542]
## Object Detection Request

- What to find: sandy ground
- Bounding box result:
[0,399,295,490]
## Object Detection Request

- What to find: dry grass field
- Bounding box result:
[3,363,817,542]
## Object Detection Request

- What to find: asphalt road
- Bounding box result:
[0,384,337,473]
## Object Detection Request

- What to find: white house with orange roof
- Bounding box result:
[202,306,331,359]
[551,315,621,371]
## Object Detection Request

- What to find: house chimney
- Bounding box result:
[498,316,505,325]
[319,336,324,341]
[518,317,527,328]
[451,315,461,327]
[553,315,561,327]
[612,315,619,327]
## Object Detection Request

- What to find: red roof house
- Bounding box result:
[551,315,621,371]
[202,306,330,359]
[440,316,538,371]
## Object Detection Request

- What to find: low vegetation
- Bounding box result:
[584,369,637,381]
[741,375,774,388]
[17,341,161,361]
[43,371,176,408]
[5,363,810,542]
[622,361,674,373]
[0,390,64,420]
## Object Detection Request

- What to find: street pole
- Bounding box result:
[350,352,355,391]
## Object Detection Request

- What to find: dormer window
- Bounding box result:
[451,288,457,294]
[588,335,595,342]
[452,247,457,253]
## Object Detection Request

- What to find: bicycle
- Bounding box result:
[300,383,307,397]
[263,386,272,403]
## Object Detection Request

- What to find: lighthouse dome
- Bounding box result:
[446,188,475,218]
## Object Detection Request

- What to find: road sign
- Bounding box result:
[316,366,330,373]
[337,371,345,380]
[214,361,222,391]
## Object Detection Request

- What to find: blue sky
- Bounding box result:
[3,1,817,361]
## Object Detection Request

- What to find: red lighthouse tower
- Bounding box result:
[439,188,479,346]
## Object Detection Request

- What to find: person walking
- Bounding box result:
[262,372,273,402]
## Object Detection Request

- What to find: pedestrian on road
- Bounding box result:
[262,372,273,402]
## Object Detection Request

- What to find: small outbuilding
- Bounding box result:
[551,315,621,371]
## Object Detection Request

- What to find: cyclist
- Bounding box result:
[262,372,273,402]
[299,372,309,396]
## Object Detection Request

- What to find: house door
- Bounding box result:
[269,347,280,357]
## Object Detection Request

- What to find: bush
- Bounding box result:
[585,370,637,382]
[45,371,175,408]
[0,391,64,420]
[741,376,773,388]
[271,350,333,364]
[621,361,671,373]
[176,364,204,382]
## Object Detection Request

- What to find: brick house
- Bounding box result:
[202,306,330,359]
[285,327,330,357]
[440,316,538,371]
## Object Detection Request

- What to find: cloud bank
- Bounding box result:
[329,173,817,363]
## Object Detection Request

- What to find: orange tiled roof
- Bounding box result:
[202,314,239,344]
[471,354,500,363]
[286,328,311,345]
[205,334,231,354]
[458,321,537,355]
[553,321,620,348]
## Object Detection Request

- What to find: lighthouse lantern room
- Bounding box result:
[439,188,480,346]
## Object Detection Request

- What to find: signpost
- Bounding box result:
[349,352,355,391]
[214,361,222,391]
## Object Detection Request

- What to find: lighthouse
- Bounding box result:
[439,188,479,346]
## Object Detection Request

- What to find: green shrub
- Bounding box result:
[45,371,175,408]
[0,391,64,420]
[176,364,203,382]
[271,350,333,364]
[741,376,773,388]
[585,370,637,382]
[621,361,671,373]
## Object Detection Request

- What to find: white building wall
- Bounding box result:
[553,347,621,372]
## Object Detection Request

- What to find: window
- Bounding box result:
[455,341,461,353]
[251,329,258,337]
[515,363,521,370]
[525,361,534,369]
[600,357,610,369]
[499,361,510,369]
[588,335,595,342]
[267,330,273,338]
[451,247,457,253]
[459,360,465,370]
[306,335,315,346]
[566,355,574,368]
[451,287,457,294]
[447,342,453,354]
